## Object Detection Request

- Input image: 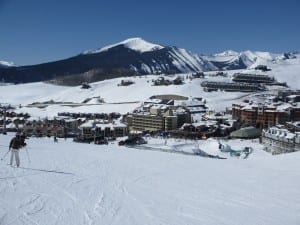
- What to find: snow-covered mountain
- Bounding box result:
[83,37,164,54]
[204,50,281,70]
[82,37,217,73]
[0,37,299,84]
[0,60,16,68]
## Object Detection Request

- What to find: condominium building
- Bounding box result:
[232,102,300,128]
[262,126,300,154]
[127,105,190,132]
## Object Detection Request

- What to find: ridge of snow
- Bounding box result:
[83,37,164,54]
[205,50,282,69]
[168,47,216,72]
[214,50,239,57]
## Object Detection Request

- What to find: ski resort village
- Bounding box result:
[1,38,300,225]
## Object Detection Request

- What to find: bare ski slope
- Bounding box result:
[1,133,299,225]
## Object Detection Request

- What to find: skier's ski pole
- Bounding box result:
[24,147,31,163]
[0,149,10,161]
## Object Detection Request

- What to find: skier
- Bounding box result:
[9,133,27,167]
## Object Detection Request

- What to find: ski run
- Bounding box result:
[1,133,300,225]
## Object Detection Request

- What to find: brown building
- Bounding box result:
[79,120,127,140]
[232,102,300,128]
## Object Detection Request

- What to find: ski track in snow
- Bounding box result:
[1,133,300,225]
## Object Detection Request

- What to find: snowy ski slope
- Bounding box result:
[0,133,300,225]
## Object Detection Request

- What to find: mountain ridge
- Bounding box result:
[0,38,298,84]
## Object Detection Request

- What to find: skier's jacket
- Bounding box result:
[9,136,26,150]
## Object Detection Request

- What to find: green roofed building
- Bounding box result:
[230,126,261,139]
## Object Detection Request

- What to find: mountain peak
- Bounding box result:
[83,37,164,55]
[214,50,239,57]
[0,60,16,67]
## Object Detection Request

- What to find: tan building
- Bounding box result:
[127,105,190,132]
[79,120,127,140]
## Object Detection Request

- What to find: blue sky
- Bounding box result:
[0,0,299,65]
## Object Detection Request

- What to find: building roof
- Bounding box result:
[230,126,261,138]
[79,120,94,128]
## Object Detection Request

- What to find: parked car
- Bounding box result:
[118,136,147,146]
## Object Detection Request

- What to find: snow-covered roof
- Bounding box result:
[95,121,127,129]
[65,118,78,123]
[6,123,16,128]
[174,98,205,107]
[287,95,299,98]
[192,120,217,127]
[79,120,94,128]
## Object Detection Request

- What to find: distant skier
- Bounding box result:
[219,143,222,150]
[9,133,27,167]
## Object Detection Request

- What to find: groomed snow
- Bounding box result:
[0,133,299,225]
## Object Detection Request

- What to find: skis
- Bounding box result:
[18,166,74,175]
[0,150,10,161]
[5,165,74,175]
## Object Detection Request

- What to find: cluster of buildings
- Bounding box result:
[201,73,286,92]
[232,89,300,154]
[152,76,184,86]
[0,110,127,143]
[170,113,235,139]
[125,95,210,133]
[232,73,275,84]
[126,99,192,133]
[201,81,266,92]
[76,119,127,143]
[232,102,300,128]
[117,80,135,86]
[3,82,300,155]
[125,95,235,139]
[2,94,234,143]
[0,112,30,133]
[233,73,287,86]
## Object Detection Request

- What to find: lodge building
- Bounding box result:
[232,102,300,128]
[126,105,191,132]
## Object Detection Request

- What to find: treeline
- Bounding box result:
[47,68,139,86]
